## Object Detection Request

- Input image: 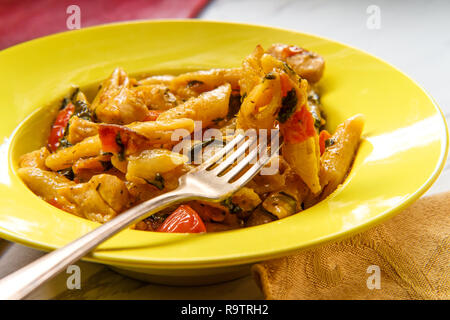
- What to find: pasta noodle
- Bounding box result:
[319,114,365,199]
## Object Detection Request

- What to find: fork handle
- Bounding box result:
[0,188,188,300]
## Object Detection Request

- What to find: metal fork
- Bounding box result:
[0,131,281,300]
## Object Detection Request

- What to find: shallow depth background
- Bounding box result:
[0,0,449,299]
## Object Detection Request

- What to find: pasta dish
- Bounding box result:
[18,44,364,233]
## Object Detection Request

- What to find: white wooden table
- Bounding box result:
[0,0,449,299]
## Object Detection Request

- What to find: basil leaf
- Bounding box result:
[145,173,165,190]
[277,89,298,123]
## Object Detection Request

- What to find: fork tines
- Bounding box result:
[198,129,282,185]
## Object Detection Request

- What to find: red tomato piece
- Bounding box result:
[157,204,206,233]
[47,103,75,152]
[98,124,124,154]
[282,45,305,58]
[282,105,316,144]
[280,73,292,97]
[98,124,151,156]
[319,130,332,155]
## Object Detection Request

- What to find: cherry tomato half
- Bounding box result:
[157,205,206,233]
[282,105,316,144]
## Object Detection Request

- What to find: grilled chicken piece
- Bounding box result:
[67,116,99,145]
[91,68,150,124]
[19,167,131,223]
[17,167,77,214]
[19,147,50,170]
[59,174,130,223]
[267,44,325,83]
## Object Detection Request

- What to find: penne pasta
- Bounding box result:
[126,149,188,185]
[170,68,241,99]
[45,135,102,171]
[319,114,365,199]
[158,84,231,128]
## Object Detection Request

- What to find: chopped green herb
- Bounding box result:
[240,92,247,103]
[100,161,113,171]
[70,88,80,101]
[163,89,177,103]
[314,118,322,130]
[92,108,99,122]
[74,100,93,121]
[115,132,125,161]
[221,197,242,214]
[101,152,113,156]
[277,89,298,123]
[117,152,125,161]
[145,212,170,230]
[308,91,320,104]
[310,109,322,130]
[228,93,241,117]
[145,173,165,190]
[58,137,72,149]
[58,168,74,181]
[325,138,335,148]
[282,61,295,74]
[264,72,276,80]
[212,117,224,124]
[59,97,70,110]
[186,80,204,88]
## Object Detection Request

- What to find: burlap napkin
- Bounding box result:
[252,192,450,300]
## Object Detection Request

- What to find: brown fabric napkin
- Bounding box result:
[252,192,450,300]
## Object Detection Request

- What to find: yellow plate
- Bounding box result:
[0,21,447,274]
